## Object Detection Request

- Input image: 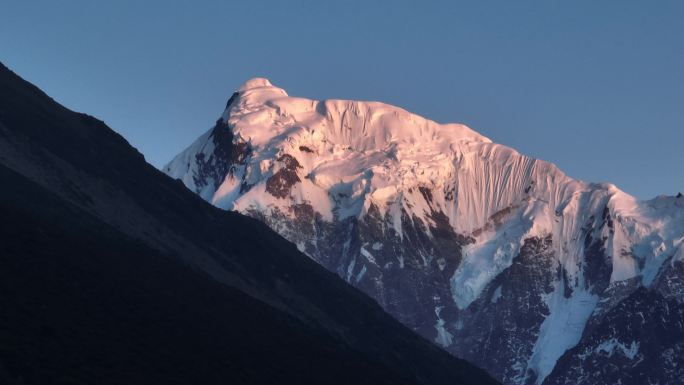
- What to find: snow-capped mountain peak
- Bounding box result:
[165,79,684,385]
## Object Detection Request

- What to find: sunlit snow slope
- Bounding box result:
[166,78,684,385]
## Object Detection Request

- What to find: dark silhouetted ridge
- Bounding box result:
[0,62,497,385]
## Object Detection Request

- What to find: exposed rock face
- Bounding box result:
[166,78,684,385]
[544,258,684,385]
[265,154,302,198]
[450,235,556,384]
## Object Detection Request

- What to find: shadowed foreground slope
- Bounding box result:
[0,63,497,385]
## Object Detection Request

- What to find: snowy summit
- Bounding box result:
[166,78,684,385]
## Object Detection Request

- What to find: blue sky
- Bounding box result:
[1,0,682,198]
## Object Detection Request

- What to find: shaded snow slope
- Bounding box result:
[166,78,684,385]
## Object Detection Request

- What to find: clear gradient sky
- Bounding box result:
[1,0,682,199]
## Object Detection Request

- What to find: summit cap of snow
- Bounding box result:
[238,78,275,91]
